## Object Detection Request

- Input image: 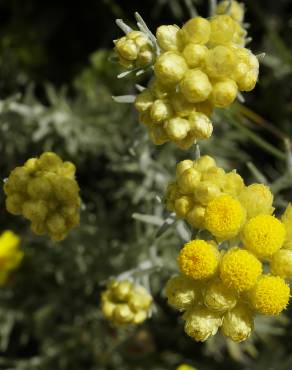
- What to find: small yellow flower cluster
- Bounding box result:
[133,3,258,148]
[165,155,276,240]
[0,230,23,285]
[165,156,292,342]
[4,152,81,242]
[114,31,155,69]
[101,280,152,325]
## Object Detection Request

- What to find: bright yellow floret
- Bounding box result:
[249,275,290,315]
[282,204,292,249]
[0,230,23,285]
[242,215,286,259]
[220,247,262,292]
[204,195,246,240]
[178,240,219,280]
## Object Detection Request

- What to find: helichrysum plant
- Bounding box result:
[101,280,153,325]
[4,152,81,241]
[0,230,23,284]
[165,155,291,342]
[113,0,259,149]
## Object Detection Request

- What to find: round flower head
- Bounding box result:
[186,205,206,229]
[205,45,236,78]
[270,249,292,280]
[242,215,286,259]
[203,279,237,312]
[188,112,213,140]
[220,247,262,292]
[177,167,201,194]
[204,195,246,240]
[180,69,212,103]
[221,304,254,342]
[165,275,201,310]
[176,159,194,178]
[211,78,238,108]
[0,230,23,284]
[249,275,290,315]
[174,196,193,218]
[209,15,238,45]
[182,44,208,68]
[178,240,219,280]
[282,204,292,249]
[183,306,223,342]
[193,155,216,172]
[238,183,274,219]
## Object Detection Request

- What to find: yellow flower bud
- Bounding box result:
[170,91,195,117]
[4,167,29,194]
[216,1,245,23]
[148,125,169,145]
[175,133,197,150]
[46,213,67,241]
[188,112,213,139]
[154,52,188,86]
[209,15,237,45]
[181,17,211,45]
[270,249,292,280]
[113,304,134,324]
[102,300,116,318]
[176,159,194,178]
[165,275,201,311]
[156,25,182,51]
[150,79,170,99]
[221,304,254,342]
[150,99,173,123]
[201,167,226,188]
[211,78,238,107]
[205,46,236,78]
[186,205,206,229]
[164,117,190,140]
[112,280,133,301]
[223,171,245,197]
[180,69,212,103]
[183,307,223,342]
[182,44,208,68]
[133,310,148,324]
[177,168,201,194]
[204,280,237,312]
[194,181,221,206]
[5,193,25,215]
[282,204,292,249]
[0,230,23,275]
[134,89,154,113]
[175,196,193,217]
[39,152,63,170]
[22,200,48,222]
[193,155,216,172]
[238,183,274,219]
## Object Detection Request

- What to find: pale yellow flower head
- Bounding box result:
[270,249,292,281]
[203,279,237,312]
[282,204,292,249]
[239,183,274,219]
[221,304,254,342]
[165,275,201,310]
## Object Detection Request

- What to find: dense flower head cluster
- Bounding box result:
[0,230,23,285]
[4,152,81,242]
[114,31,155,69]
[165,155,292,342]
[114,1,259,149]
[101,280,152,325]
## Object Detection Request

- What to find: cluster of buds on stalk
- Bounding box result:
[165,155,292,342]
[101,280,153,325]
[4,152,81,241]
[114,1,259,149]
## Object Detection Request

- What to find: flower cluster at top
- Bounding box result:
[101,280,152,325]
[114,1,259,149]
[0,230,23,285]
[4,152,81,242]
[165,155,292,342]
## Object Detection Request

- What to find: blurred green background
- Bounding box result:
[0,0,292,369]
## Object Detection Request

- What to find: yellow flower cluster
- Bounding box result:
[133,4,258,148]
[114,31,154,69]
[165,155,277,240]
[101,280,152,325]
[165,155,292,342]
[0,230,23,285]
[4,152,81,242]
